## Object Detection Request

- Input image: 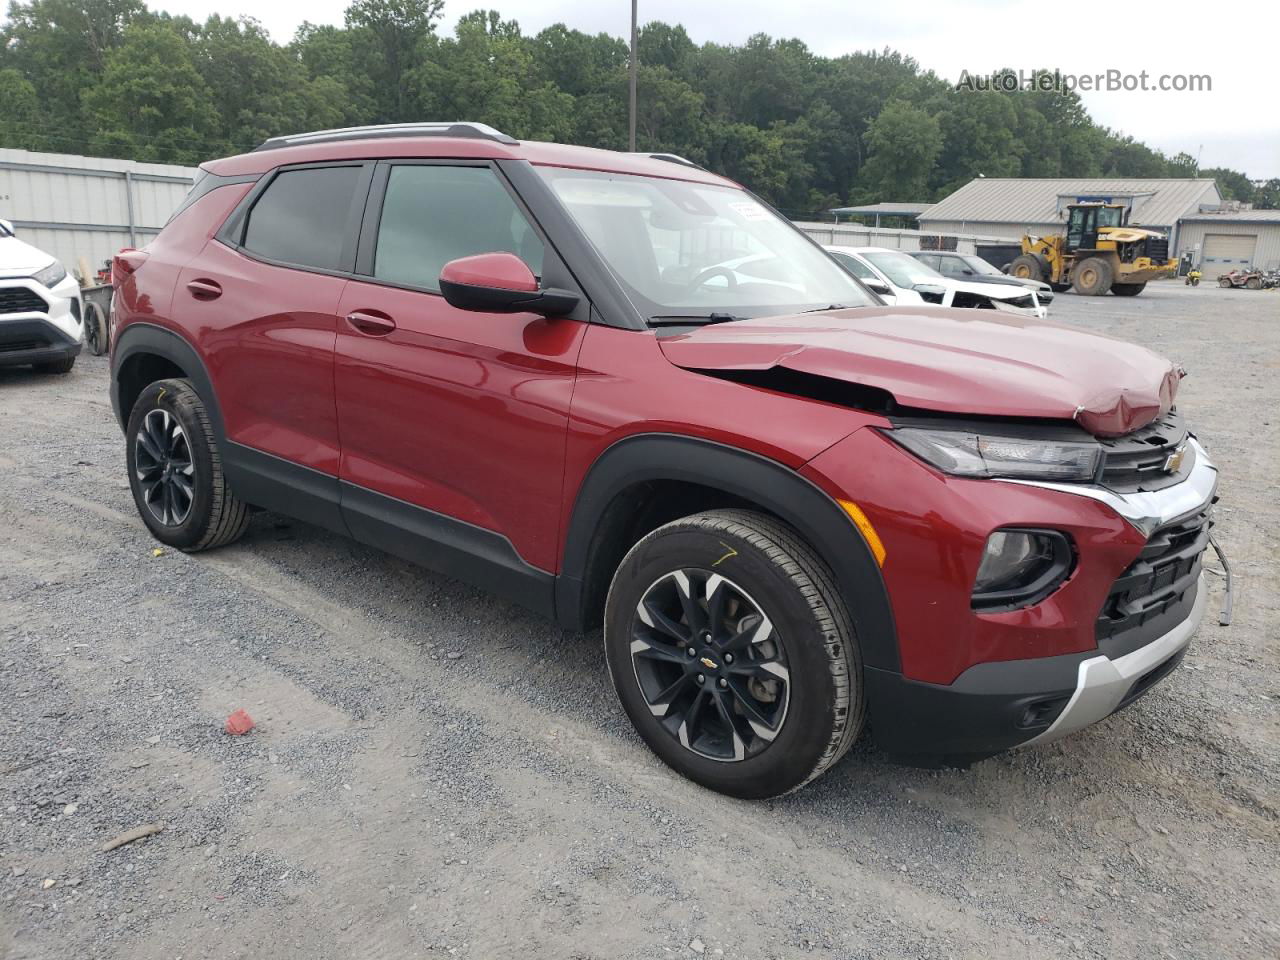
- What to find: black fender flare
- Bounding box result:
[110,322,223,440]
[556,433,899,671]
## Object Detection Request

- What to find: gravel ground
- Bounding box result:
[1,281,1277,960]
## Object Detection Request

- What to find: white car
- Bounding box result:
[826,245,1046,318]
[0,218,84,373]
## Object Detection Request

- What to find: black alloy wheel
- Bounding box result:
[630,568,790,762]
[134,408,195,527]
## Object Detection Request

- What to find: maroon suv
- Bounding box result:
[109,123,1219,797]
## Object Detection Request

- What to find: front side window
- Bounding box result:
[537,167,875,321]
[242,165,361,271]
[373,165,544,291]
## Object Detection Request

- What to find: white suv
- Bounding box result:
[0,218,84,373]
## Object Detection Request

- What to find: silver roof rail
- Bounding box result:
[254,122,518,152]
[629,152,706,171]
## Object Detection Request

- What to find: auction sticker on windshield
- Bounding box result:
[729,200,771,221]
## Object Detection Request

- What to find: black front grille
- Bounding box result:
[1098,408,1189,493]
[0,287,48,315]
[1096,509,1211,658]
[1144,236,1170,261]
[0,339,45,353]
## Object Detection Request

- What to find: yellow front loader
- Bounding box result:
[1009,203,1177,297]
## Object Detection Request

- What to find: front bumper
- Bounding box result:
[805,429,1218,766]
[864,575,1203,764]
[0,275,83,367]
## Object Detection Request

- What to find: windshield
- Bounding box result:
[863,251,944,288]
[961,255,1004,277]
[1097,206,1124,228]
[536,167,876,320]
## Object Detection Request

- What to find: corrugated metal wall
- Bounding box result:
[1175,221,1280,271]
[0,148,196,281]
[794,221,1010,253]
[915,220,1058,241]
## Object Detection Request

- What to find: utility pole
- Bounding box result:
[629,0,638,152]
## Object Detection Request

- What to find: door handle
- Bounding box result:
[186,278,222,300]
[346,310,397,337]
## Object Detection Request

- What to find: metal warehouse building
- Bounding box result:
[1,148,196,280]
[1173,209,1280,272]
[919,177,1219,242]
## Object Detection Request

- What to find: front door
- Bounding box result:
[333,161,587,580]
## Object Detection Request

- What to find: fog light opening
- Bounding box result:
[971,529,1073,611]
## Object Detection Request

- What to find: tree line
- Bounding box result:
[2,0,1275,217]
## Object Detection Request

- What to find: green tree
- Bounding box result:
[858,99,943,201]
[0,68,46,150]
[83,19,213,163]
[344,0,443,119]
[1200,167,1257,203]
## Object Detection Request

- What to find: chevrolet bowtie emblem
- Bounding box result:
[1163,444,1186,473]
[700,656,718,670]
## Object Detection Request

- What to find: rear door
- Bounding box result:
[333,160,587,577]
[180,162,371,502]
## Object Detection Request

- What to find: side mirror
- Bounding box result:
[962,268,975,275]
[439,252,579,317]
[863,278,891,296]
[0,218,13,236]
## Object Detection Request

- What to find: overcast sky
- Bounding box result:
[145,0,1278,178]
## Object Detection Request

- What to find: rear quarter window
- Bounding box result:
[241,166,363,272]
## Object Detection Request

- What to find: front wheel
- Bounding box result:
[125,378,249,552]
[1072,256,1114,296]
[1111,282,1146,296]
[603,510,864,798]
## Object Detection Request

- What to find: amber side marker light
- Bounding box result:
[837,499,886,567]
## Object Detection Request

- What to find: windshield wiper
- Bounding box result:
[648,313,746,327]
[799,303,852,313]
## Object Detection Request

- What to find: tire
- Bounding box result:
[603,509,864,798]
[34,355,76,374]
[1219,278,1232,288]
[1009,254,1045,283]
[125,378,249,552]
[83,302,108,356]
[1246,277,1261,290]
[1111,282,1146,296]
[1072,256,1114,296]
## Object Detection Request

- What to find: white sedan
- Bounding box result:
[826,245,1046,318]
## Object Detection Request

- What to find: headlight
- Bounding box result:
[886,427,1102,482]
[972,529,1073,610]
[32,261,68,289]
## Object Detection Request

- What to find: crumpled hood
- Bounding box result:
[0,234,57,278]
[658,306,1182,436]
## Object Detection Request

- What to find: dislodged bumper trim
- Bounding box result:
[1022,573,1206,746]
[999,437,1217,536]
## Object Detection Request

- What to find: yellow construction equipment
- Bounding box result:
[1009,203,1177,297]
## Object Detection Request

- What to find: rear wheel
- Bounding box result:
[125,378,249,552]
[1072,257,1114,296]
[83,302,108,356]
[1009,255,1045,283]
[604,509,863,798]
[1111,282,1146,296]
[1246,277,1262,290]
[1219,278,1233,288]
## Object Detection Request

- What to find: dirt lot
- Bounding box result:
[1,281,1277,960]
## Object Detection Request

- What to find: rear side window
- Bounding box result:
[242,166,362,271]
[372,165,543,291]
